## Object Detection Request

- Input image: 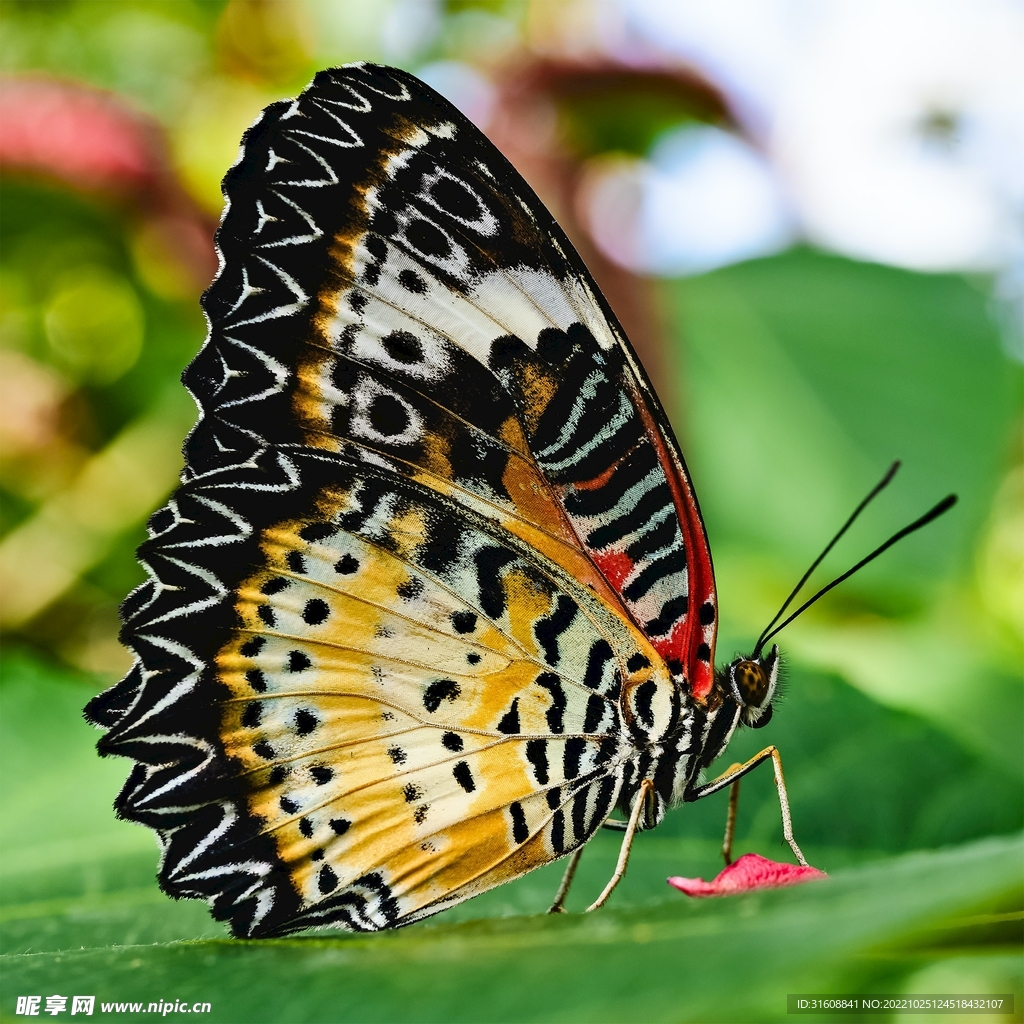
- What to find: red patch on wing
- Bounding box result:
[592,549,634,591]
[667,854,826,896]
[651,621,687,669]
[690,660,714,701]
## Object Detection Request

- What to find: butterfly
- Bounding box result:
[86,63,953,937]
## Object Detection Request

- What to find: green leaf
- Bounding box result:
[664,248,1018,593]
[3,837,1021,1023]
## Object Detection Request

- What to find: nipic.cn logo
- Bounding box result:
[15,996,213,1015]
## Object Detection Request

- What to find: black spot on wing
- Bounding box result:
[632,679,657,728]
[398,268,426,293]
[583,693,605,733]
[405,219,451,259]
[509,801,528,844]
[294,709,317,735]
[536,326,573,365]
[287,650,311,672]
[583,639,614,690]
[381,330,423,364]
[534,594,577,666]
[365,235,387,261]
[452,760,475,793]
[535,672,566,734]
[368,394,409,436]
[334,553,359,574]
[240,637,265,658]
[441,731,463,752]
[563,737,585,780]
[300,523,335,543]
[496,698,520,735]
[551,809,565,854]
[451,610,477,633]
[488,333,531,375]
[302,599,329,626]
[525,739,549,784]
[423,678,460,713]
[474,546,516,619]
[396,575,424,601]
[626,653,650,673]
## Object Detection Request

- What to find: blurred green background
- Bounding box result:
[1,2,1021,1022]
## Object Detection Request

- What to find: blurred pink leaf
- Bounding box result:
[0,77,163,195]
[0,77,217,293]
[668,853,826,897]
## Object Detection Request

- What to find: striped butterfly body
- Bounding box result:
[86,63,775,937]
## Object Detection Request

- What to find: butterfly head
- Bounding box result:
[721,644,779,729]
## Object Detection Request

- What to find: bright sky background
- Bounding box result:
[594,0,1024,323]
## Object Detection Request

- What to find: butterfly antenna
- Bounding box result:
[752,461,901,658]
[754,492,957,655]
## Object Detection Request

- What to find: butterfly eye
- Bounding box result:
[733,660,770,707]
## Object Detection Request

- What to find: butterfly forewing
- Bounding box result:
[86,63,717,936]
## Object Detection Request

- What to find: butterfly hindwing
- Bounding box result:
[197,456,674,931]
[86,63,717,936]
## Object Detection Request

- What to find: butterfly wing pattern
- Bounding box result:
[86,63,722,937]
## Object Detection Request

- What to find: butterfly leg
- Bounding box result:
[689,747,808,867]
[722,773,742,865]
[547,848,585,914]
[584,778,654,913]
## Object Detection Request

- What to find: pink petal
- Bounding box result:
[668,853,826,897]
